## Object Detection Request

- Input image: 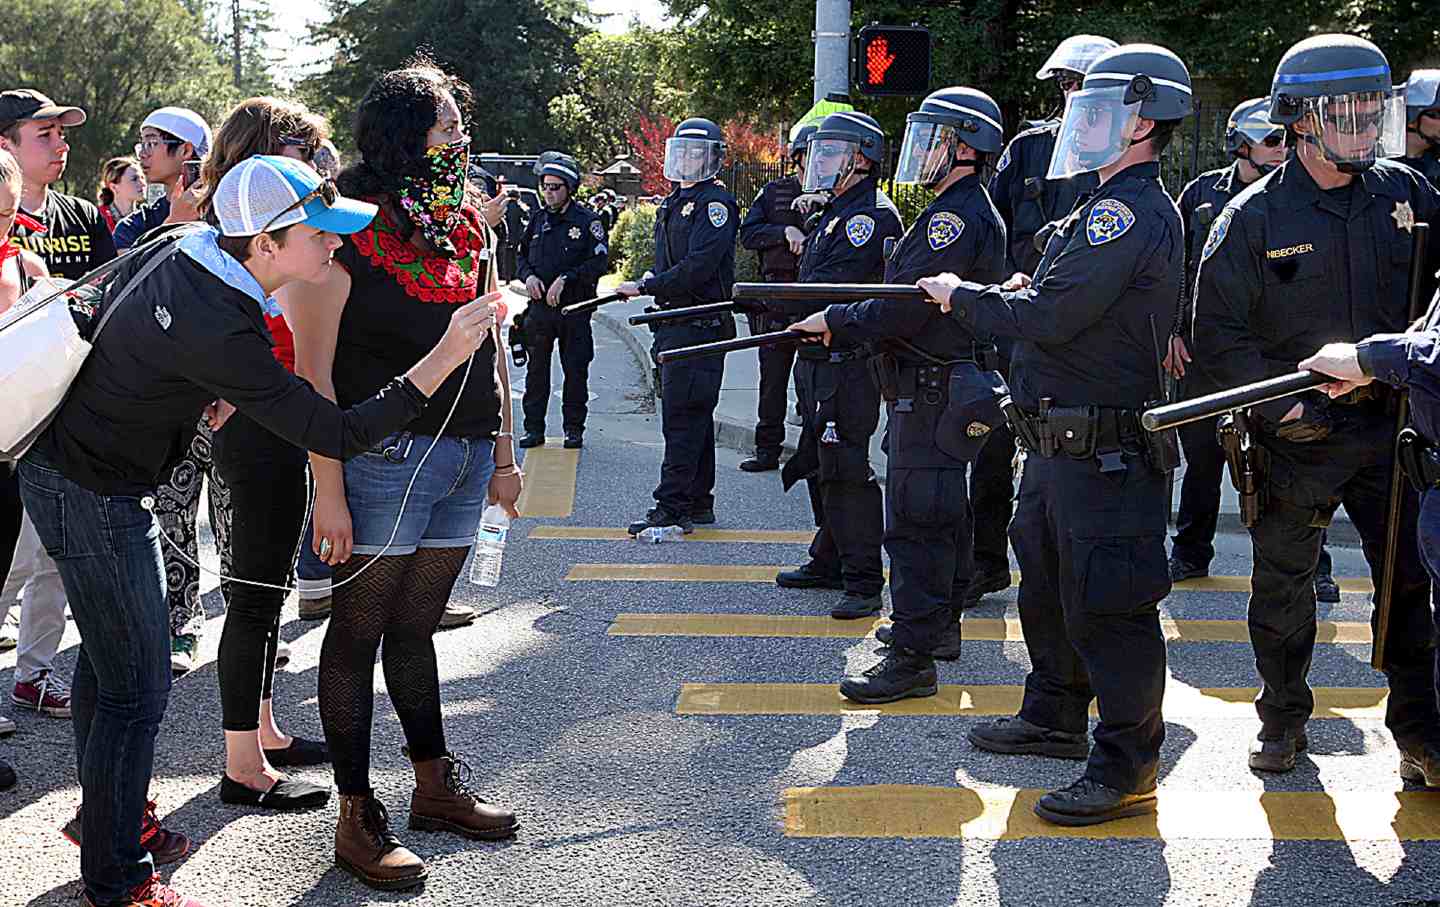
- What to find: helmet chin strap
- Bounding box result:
[1299,131,1376,173]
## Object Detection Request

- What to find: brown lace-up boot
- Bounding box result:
[407,749,519,840]
[335,791,427,890]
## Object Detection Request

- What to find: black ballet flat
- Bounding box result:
[264,736,330,767]
[219,775,330,811]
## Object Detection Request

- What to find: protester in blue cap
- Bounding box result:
[15,153,499,907]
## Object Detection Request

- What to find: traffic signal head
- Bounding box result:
[856,25,931,97]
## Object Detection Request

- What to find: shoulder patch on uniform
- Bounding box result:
[1201,208,1234,263]
[995,146,1011,173]
[591,220,605,241]
[1085,199,1136,246]
[846,214,875,247]
[927,211,966,251]
[708,201,729,228]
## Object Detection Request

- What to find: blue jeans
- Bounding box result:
[17,457,171,903]
[341,433,496,556]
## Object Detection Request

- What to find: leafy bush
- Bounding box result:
[610,204,657,279]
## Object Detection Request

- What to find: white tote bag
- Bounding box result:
[0,238,185,462]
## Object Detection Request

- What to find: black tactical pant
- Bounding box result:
[887,464,972,655]
[790,355,884,597]
[1173,414,1225,568]
[522,307,595,436]
[970,422,1016,576]
[651,320,727,518]
[1248,409,1438,749]
[1010,450,1171,794]
[749,313,798,458]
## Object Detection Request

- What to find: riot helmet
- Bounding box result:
[803,111,885,192]
[895,87,1004,187]
[789,124,818,165]
[534,151,581,210]
[1225,97,1286,173]
[1403,70,1440,150]
[1036,35,1119,93]
[663,117,725,183]
[1048,43,1192,180]
[1269,35,1402,172]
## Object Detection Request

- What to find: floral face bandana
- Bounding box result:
[397,140,470,256]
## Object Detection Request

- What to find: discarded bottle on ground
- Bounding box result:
[637,525,685,544]
[469,503,511,586]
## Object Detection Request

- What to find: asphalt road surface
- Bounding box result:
[1,322,1437,907]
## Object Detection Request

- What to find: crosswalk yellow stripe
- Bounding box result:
[783,786,1440,841]
[515,442,579,518]
[531,526,816,543]
[567,564,1373,593]
[608,613,1373,644]
[675,682,1387,719]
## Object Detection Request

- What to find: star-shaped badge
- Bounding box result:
[681,201,695,217]
[1392,201,1415,233]
[825,217,838,235]
[568,226,581,240]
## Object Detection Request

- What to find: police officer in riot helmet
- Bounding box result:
[1399,70,1440,186]
[789,88,1008,701]
[773,111,902,620]
[515,151,609,449]
[920,45,1192,826]
[737,124,816,473]
[617,118,739,534]
[1165,99,1287,580]
[1194,35,1440,781]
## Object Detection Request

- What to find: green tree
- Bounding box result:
[303,0,592,155]
[0,0,239,197]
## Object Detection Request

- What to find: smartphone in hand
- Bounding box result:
[181,159,202,190]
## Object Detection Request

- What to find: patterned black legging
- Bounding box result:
[151,419,233,639]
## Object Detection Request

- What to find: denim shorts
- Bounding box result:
[343,432,496,556]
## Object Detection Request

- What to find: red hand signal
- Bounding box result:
[866,37,896,85]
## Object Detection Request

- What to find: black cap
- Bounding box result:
[0,89,86,127]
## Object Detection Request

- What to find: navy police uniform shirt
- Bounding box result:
[515,200,610,310]
[989,121,1099,277]
[947,161,1182,410]
[738,174,805,281]
[825,173,1006,359]
[640,180,738,308]
[792,174,903,339]
[1359,296,1440,444]
[1194,157,1440,425]
[1398,153,1440,190]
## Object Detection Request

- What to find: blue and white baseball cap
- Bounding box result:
[213,155,377,237]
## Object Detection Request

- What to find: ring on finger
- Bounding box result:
[319,537,333,559]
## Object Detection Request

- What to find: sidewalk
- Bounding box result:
[591,296,1359,544]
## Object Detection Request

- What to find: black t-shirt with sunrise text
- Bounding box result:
[11,190,118,280]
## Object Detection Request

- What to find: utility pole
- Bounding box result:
[812,0,850,104]
[232,0,243,87]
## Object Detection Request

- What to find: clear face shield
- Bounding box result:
[1046,85,1141,179]
[894,121,960,186]
[662,137,722,183]
[803,137,860,192]
[1299,91,1403,172]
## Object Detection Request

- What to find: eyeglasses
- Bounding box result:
[278,135,318,162]
[134,138,183,155]
[260,178,337,234]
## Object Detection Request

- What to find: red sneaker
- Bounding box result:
[61,800,191,865]
[83,874,208,907]
[12,669,71,717]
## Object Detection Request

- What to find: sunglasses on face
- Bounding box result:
[540,182,567,192]
[278,135,318,162]
[1056,75,1083,92]
[1319,108,1383,130]
[1259,134,1285,148]
[260,179,338,234]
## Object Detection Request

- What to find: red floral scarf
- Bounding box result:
[349,202,488,303]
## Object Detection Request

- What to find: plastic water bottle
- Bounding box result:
[636,525,685,544]
[468,504,510,586]
[820,420,841,445]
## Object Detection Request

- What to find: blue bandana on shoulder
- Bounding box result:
[179,227,282,317]
[1085,199,1135,246]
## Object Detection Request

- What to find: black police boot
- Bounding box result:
[839,649,938,704]
[1248,727,1308,773]
[879,616,961,660]
[968,715,1089,760]
[1033,777,1157,827]
[739,452,780,472]
[831,593,883,620]
[1314,571,1341,603]
[776,562,844,590]
[690,508,716,525]
[1398,741,1440,787]
[875,623,894,646]
[626,507,693,536]
[959,566,1011,609]
[1167,554,1208,582]
[563,431,584,449]
[518,432,546,449]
